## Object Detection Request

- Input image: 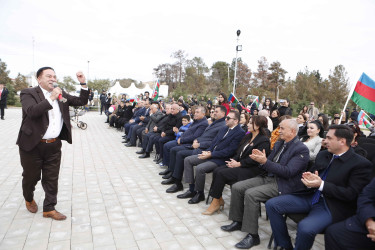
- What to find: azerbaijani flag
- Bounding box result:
[351,73,375,115]
[357,110,371,129]
[228,93,239,104]
[253,96,259,108]
[152,80,160,101]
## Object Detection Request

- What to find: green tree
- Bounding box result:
[252,56,269,88]
[88,79,111,92]
[268,61,288,101]
[0,59,12,86]
[13,73,28,92]
[57,76,77,93]
[171,50,188,85]
[210,61,231,94]
[327,65,349,115]
[184,57,209,94]
[6,82,17,105]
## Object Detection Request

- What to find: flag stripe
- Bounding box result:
[354,80,375,102]
[359,72,375,89]
[351,92,375,114]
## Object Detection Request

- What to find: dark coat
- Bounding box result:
[0,87,9,105]
[260,136,310,195]
[233,134,270,177]
[179,117,209,144]
[345,178,375,233]
[133,107,146,123]
[312,148,372,223]
[196,117,226,149]
[162,112,183,136]
[207,124,245,166]
[16,86,89,152]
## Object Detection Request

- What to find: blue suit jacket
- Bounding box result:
[260,136,310,195]
[180,117,209,144]
[207,124,245,166]
[196,117,226,149]
[345,178,375,233]
[133,107,146,123]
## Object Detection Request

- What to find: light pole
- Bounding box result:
[232,30,242,96]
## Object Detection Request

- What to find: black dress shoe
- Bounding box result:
[188,192,205,204]
[161,177,174,185]
[221,221,242,232]
[177,190,196,199]
[235,234,260,249]
[162,172,172,179]
[156,158,163,164]
[153,154,160,162]
[166,183,183,193]
[159,169,170,175]
[273,247,293,250]
[139,153,150,158]
[125,142,135,147]
[136,150,145,154]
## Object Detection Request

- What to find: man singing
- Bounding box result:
[16,67,89,220]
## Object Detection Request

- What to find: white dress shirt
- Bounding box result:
[40,86,63,139]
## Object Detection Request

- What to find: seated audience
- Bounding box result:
[300,120,324,161]
[202,115,270,215]
[220,119,309,249]
[265,125,372,250]
[182,110,245,204]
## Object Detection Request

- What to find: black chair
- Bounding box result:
[357,137,375,146]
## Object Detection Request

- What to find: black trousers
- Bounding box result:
[0,104,5,118]
[210,166,259,199]
[19,139,62,212]
[325,220,375,250]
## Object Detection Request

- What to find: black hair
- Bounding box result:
[216,105,227,114]
[36,67,54,78]
[308,120,325,138]
[229,110,240,121]
[218,92,228,104]
[328,124,354,147]
[182,115,190,121]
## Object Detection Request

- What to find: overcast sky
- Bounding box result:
[1,0,374,88]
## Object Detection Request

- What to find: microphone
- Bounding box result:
[53,83,67,103]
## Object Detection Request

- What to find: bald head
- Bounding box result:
[279,119,298,142]
[171,104,180,115]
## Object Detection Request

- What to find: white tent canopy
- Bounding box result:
[108,81,168,99]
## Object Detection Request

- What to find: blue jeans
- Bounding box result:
[265,194,332,250]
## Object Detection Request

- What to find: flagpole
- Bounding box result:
[362,110,375,122]
[339,79,357,124]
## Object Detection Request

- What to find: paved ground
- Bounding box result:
[0,108,324,250]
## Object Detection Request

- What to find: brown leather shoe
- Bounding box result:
[25,200,38,213]
[43,210,67,220]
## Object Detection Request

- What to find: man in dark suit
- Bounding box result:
[125,100,150,147]
[266,124,372,250]
[0,83,9,120]
[99,90,106,115]
[161,105,227,193]
[160,106,209,175]
[221,119,310,249]
[182,110,245,204]
[123,100,146,143]
[17,67,89,220]
[325,178,375,249]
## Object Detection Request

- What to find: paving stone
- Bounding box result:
[0,109,325,250]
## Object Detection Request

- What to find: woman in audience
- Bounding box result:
[299,105,308,115]
[218,92,230,115]
[300,120,324,161]
[262,98,274,112]
[202,116,270,215]
[318,113,329,131]
[270,110,280,131]
[239,113,250,132]
[297,113,308,138]
[347,122,367,157]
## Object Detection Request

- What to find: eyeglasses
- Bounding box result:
[226,116,235,120]
[210,111,215,113]
[310,103,314,105]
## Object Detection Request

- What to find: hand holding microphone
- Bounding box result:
[51,86,67,102]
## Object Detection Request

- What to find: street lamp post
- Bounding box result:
[232,30,242,96]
